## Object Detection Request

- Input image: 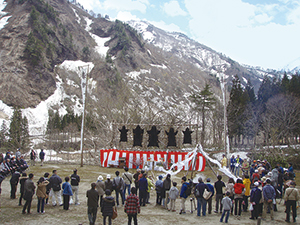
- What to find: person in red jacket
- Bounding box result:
[124,187,140,225]
[233,178,245,218]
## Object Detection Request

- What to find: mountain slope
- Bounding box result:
[128,20,283,92]
[0,0,288,145]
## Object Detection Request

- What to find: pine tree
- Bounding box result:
[190,83,216,146]
[9,108,30,149]
[0,121,8,148]
[227,75,248,146]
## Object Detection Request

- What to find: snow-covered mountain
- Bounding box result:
[0,0,292,148]
[128,20,283,92]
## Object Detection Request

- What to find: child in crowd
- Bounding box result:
[168,182,179,212]
[220,192,233,223]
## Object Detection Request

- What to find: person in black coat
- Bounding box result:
[101,189,116,225]
[39,149,45,166]
[19,173,27,206]
[87,182,99,225]
[22,173,36,214]
[10,171,20,199]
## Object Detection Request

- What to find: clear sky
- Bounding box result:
[75,0,300,70]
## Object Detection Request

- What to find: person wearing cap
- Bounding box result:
[87,183,99,225]
[284,181,300,223]
[96,175,105,206]
[252,169,260,184]
[262,178,276,220]
[70,169,80,205]
[105,174,113,192]
[249,181,262,220]
[206,178,214,214]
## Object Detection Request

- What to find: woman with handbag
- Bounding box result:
[101,189,116,225]
[36,177,49,213]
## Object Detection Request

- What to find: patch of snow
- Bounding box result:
[125,69,151,80]
[83,16,93,32]
[72,8,81,24]
[150,64,167,69]
[0,15,10,30]
[90,34,110,57]
[66,78,80,88]
[22,75,69,136]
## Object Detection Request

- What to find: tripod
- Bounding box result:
[189,195,197,213]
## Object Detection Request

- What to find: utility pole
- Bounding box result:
[221,73,230,165]
[78,64,90,167]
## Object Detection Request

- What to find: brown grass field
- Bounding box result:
[0,163,299,225]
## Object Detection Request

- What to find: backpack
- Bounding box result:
[195,188,200,198]
[185,183,192,196]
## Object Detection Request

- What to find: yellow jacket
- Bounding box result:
[147,177,154,193]
[243,178,251,196]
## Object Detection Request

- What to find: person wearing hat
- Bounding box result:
[249,181,262,220]
[262,178,276,220]
[105,174,113,193]
[96,175,105,206]
[284,181,300,223]
[70,169,80,205]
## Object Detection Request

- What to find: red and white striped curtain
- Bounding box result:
[100,149,206,171]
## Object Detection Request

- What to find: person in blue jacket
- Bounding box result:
[138,173,148,206]
[230,155,236,173]
[206,178,215,214]
[62,177,73,210]
[179,176,189,214]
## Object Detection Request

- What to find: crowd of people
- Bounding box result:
[1,149,300,225]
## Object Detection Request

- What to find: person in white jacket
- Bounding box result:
[168,182,179,212]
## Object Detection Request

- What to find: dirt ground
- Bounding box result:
[0,163,299,225]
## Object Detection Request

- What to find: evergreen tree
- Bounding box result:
[0,121,8,148]
[227,75,248,146]
[190,83,216,146]
[9,108,30,149]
